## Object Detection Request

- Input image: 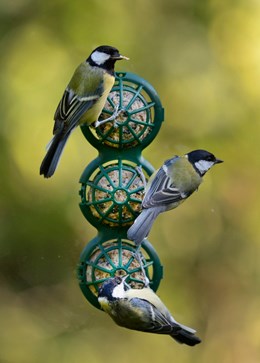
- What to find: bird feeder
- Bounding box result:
[77,72,164,309]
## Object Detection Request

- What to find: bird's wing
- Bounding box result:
[53,63,105,134]
[142,157,187,208]
[130,298,180,335]
[53,87,101,134]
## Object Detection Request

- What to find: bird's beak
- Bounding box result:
[215,158,224,164]
[122,274,129,282]
[112,54,129,61]
[122,274,130,287]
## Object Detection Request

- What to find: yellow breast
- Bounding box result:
[169,157,202,191]
[81,72,115,124]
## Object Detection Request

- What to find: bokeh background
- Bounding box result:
[1,0,260,362]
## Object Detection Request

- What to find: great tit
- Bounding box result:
[40,45,129,178]
[98,275,201,346]
[127,149,223,246]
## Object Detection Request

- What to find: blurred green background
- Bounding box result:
[1,0,260,362]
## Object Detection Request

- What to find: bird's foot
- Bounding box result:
[94,105,121,128]
[135,165,147,189]
[132,249,150,287]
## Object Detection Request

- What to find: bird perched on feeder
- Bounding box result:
[98,275,201,346]
[127,149,223,246]
[40,45,129,178]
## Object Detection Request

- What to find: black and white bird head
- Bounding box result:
[186,149,223,176]
[98,275,130,302]
[88,45,129,72]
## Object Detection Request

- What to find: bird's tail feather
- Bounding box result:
[40,131,71,178]
[171,327,201,346]
[127,208,161,245]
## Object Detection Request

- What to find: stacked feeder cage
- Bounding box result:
[77,72,164,309]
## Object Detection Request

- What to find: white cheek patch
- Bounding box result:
[195,160,214,174]
[112,283,125,299]
[91,51,110,65]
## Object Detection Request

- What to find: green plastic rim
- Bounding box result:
[77,234,163,309]
[80,72,164,150]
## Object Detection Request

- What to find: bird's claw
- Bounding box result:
[141,272,150,288]
[132,249,150,287]
[113,120,119,129]
[135,165,147,189]
[94,104,121,128]
[113,104,119,115]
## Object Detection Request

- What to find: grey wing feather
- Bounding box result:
[126,297,201,346]
[130,298,180,335]
[53,86,101,134]
[142,157,186,208]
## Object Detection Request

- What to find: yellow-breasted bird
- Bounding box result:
[98,276,201,346]
[40,45,129,178]
[127,149,223,246]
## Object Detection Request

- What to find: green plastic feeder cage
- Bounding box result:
[79,158,154,229]
[81,72,164,151]
[77,72,164,309]
[77,234,163,309]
